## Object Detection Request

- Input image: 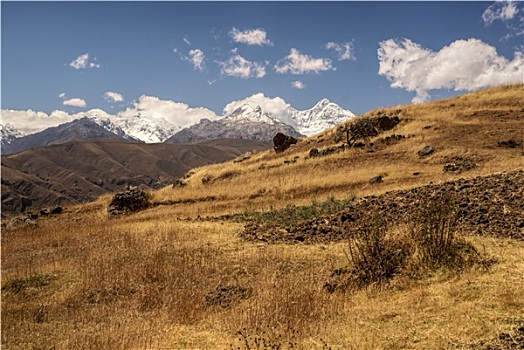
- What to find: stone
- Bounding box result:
[417,145,435,157]
[369,175,383,184]
[51,206,63,214]
[309,148,320,157]
[107,188,151,216]
[273,132,298,153]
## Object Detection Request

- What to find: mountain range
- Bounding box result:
[1,99,354,154]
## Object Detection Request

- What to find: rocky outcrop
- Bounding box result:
[273,133,298,153]
[336,115,400,146]
[240,170,524,243]
[107,188,151,216]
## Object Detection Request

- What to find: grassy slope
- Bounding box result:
[1,85,523,349]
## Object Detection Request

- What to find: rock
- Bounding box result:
[273,132,298,153]
[39,209,50,216]
[107,188,151,216]
[443,161,477,174]
[369,175,383,184]
[417,145,435,157]
[51,206,63,214]
[309,148,320,157]
[339,115,401,147]
[172,179,187,188]
[497,139,521,148]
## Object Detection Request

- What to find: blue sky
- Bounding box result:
[1,1,523,133]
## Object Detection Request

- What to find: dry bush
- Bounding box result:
[330,193,489,292]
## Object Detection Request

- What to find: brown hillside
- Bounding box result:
[1,85,523,350]
[1,138,271,215]
[151,84,523,217]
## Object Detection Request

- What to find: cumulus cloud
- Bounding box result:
[104,91,124,103]
[223,92,291,116]
[0,109,75,134]
[229,27,273,46]
[325,42,355,61]
[275,48,335,75]
[69,53,100,69]
[292,81,306,89]
[63,98,87,108]
[216,49,266,79]
[118,95,218,129]
[378,38,524,103]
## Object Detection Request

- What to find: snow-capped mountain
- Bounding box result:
[166,104,302,144]
[166,99,354,143]
[1,117,141,154]
[288,99,355,136]
[1,123,25,147]
[112,113,180,143]
[1,97,355,152]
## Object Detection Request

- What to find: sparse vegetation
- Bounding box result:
[2,85,523,349]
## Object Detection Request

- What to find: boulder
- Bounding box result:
[273,132,298,153]
[107,188,151,216]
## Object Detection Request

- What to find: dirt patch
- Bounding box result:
[240,170,524,243]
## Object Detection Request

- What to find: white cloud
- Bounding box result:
[325,42,355,61]
[0,109,74,134]
[482,1,523,39]
[223,92,291,117]
[69,53,100,70]
[275,48,335,75]
[378,38,524,103]
[118,95,218,129]
[183,36,191,45]
[292,81,306,89]
[177,48,206,72]
[482,1,519,25]
[216,49,266,79]
[229,27,273,46]
[58,92,66,99]
[188,49,206,71]
[104,91,124,103]
[63,98,87,108]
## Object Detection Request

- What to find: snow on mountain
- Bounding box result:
[1,123,26,148]
[1,96,355,145]
[166,104,301,144]
[111,113,180,143]
[287,99,355,136]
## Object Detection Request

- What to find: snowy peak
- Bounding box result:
[1,123,25,146]
[291,99,355,136]
[226,104,280,125]
[112,113,179,143]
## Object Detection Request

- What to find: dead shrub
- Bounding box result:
[327,193,488,292]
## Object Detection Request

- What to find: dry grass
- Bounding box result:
[2,85,523,349]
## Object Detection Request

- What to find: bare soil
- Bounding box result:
[240,170,524,243]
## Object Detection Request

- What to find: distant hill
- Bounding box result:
[1,138,271,215]
[1,117,141,154]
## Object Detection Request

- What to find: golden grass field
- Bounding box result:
[1,84,523,349]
